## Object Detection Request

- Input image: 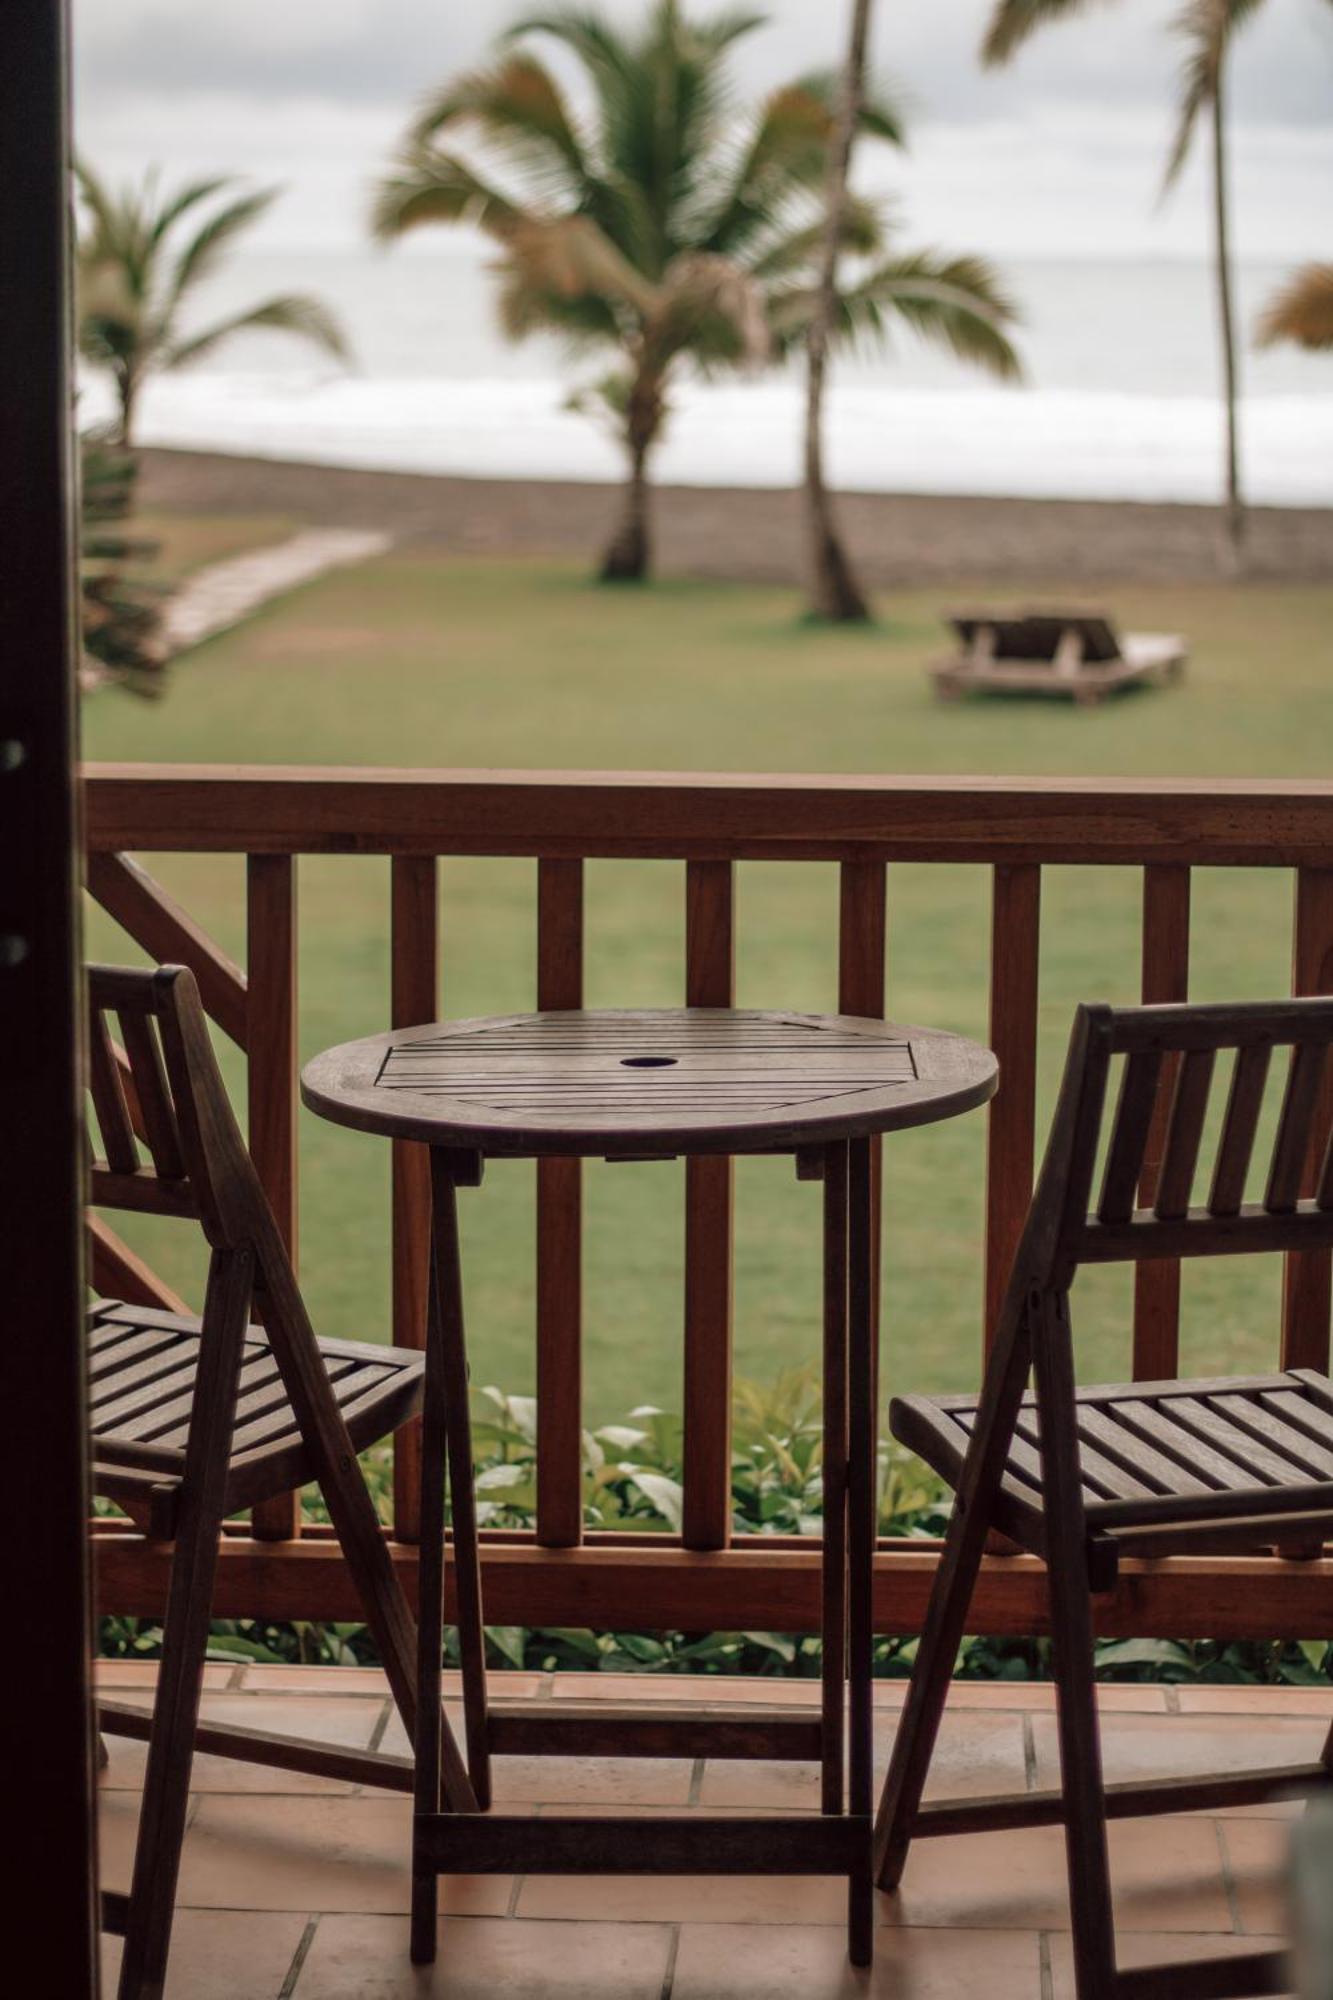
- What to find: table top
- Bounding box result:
[300,1008,997,1160]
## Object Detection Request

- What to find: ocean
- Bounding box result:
[82,243,1333,507]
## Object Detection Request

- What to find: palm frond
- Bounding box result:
[687,7,769,57]
[791,68,909,147]
[505,5,636,136]
[73,158,122,243]
[650,249,771,366]
[773,250,1022,379]
[1162,0,1266,191]
[748,195,887,280]
[500,214,660,318]
[371,152,529,242]
[164,295,349,371]
[701,71,903,257]
[981,0,1097,67]
[146,175,234,248]
[411,52,589,191]
[1255,262,1333,352]
[167,188,278,304]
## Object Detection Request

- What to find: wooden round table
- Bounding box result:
[302,1008,996,1968]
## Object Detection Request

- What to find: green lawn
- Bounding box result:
[84,542,1333,1420]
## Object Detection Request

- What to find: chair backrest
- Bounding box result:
[87,963,268,1255]
[1020,996,1333,1296]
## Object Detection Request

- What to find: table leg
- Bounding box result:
[847,1135,876,1966]
[410,1184,449,1963]
[429,1149,492,1810]
[820,1141,849,1818]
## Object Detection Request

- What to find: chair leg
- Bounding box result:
[430,1152,490,1812]
[873,1308,1034,1892]
[115,1505,224,2000]
[118,1246,254,2000]
[1034,1290,1116,2000]
[871,1462,990,1892]
[1047,1551,1117,2000]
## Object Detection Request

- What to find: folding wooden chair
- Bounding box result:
[88,965,476,2000]
[874,997,1333,2000]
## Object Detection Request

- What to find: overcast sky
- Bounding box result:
[72,0,1333,260]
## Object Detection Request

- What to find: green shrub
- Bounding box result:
[99,1369,1333,1687]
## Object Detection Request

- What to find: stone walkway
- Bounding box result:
[160,527,391,656]
[96,1661,1309,1997]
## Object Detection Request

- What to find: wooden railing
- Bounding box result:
[85,767,1333,1639]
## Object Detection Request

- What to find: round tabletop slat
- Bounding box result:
[301,1009,997,1158]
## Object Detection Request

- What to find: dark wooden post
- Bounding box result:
[0,0,101,1988]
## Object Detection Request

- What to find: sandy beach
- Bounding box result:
[141,447,1333,587]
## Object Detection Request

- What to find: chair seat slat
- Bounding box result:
[92,1355,200,1431]
[149,1355,366,1455]
[1212,1392,1333,1479]
[1108,1398,1259,1491]
[1165,1395,1314,1486]
[133,1356,284,1446]
[1010,1411,1155,1502]
[1260,1388,1333,1456]
[88,1327,187,1387]
[225,1361,390,1457]
[1072,1404,1211,1495]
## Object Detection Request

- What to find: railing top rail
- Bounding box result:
[83,764,1333,866]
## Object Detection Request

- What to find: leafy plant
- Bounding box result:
[79,427,166,697]
[98,1370,1333,1686]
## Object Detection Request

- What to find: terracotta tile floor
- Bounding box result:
[95,1662,1312,1997]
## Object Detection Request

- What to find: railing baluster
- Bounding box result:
[984,864,1041,1346]
[390,856,439,1544]
[247,853,301,1542]
[838,862,887,1421]
[683,859,735,1551]
[1133,864,1190,1379]
[1282,865,1333,1368]
[537,858,585,1549]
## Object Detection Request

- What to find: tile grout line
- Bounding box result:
[277,1915,319,1998]
[1213,1819,1246,1935]
[659,1922,681,2000]
[1039,1929,1055,2000]
[1023,1713,1038,1792]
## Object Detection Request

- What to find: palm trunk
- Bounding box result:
[1211,63,1244,569]
[600,434,652,582]
[116,370,137,450]
[804,0,873,623]
[599,366,661,584]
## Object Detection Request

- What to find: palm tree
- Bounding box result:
[374,1,1019,586]
[981,0,1273,568]
[1257,263,1333,351]
[374,3,1011,584]
[76,163,348,447]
